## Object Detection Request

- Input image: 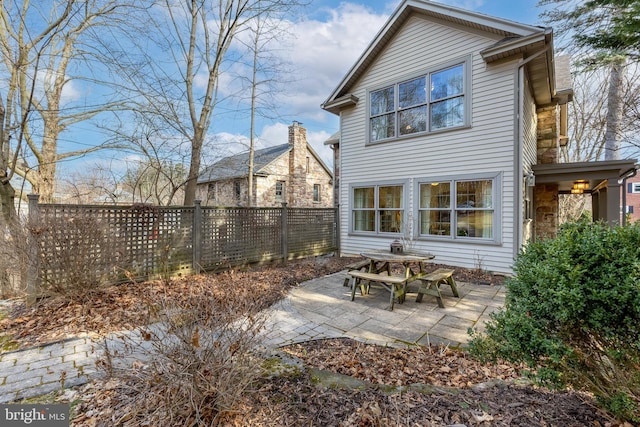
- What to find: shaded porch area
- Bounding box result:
[532,159,638,237]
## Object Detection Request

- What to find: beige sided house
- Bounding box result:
[197,122,333,208]
[322,0,637,274]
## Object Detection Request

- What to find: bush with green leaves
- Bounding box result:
[469,219,640,422]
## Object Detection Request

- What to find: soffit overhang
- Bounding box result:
[481,31,556,106]
[533,160,638,193]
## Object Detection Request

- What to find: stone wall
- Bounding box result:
[536,106,559,165]
[534,105,560,239]
[289,122,308,205]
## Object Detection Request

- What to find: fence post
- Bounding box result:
[193,200,202,274]
[281,202,288,264]
[335,205,340,256]
[26,194,40,305]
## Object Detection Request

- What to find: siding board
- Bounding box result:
[338,14,521,273]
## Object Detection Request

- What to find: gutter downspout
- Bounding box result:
[513,45,551,260]
[619,165,638,226]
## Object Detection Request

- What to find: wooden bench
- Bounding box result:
[342,260,372,287]
[348,270,409,310]
[415,269,459,308]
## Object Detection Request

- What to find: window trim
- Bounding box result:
[275,180,285,200]
[367,56,471,145]
[414,172,502,244]
[313,184,321,202]
[349,180,408,236]
[234,180,241,202]
[207,183,216,203]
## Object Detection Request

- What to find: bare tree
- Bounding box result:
[57,164,123,204]
[121,158,187,206]
[239,15,294,206]
[0,0,133,212]
[559,64,640,222]
[108,0,305,207]
[539,0,636,161]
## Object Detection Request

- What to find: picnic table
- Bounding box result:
[348,250,435,310]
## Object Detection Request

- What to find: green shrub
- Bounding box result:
[469,219,640,421]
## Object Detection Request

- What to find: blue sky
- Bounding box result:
[57,0,549,183]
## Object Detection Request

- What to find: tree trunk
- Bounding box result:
[183,130,203,206]
[0,179,16,223]
[604,59,625,160]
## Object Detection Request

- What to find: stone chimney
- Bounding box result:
[288,121,307,204]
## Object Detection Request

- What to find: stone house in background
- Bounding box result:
[197,122,333,208]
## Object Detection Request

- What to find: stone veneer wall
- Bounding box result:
[200,122,333,208]
[534,105,560,239]
[288,122,308,205]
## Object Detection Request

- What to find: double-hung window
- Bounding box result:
[352,184,404,234]
[418,178,496,240]
[370,61,467,142]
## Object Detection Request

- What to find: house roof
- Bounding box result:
[323,131,340,146]
[198,140,334,184]
[322,0,560,114]
[198,144,291,183]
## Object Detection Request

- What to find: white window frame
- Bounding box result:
[367,57,471,144]
[275,180,285,200]
[313,184,321,202]
[632,183,640,193]
[349,181,407,235]
[415,173,501,244]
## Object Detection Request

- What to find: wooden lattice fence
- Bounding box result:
[26,196,337,289]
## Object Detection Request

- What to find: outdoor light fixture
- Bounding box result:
[525,171,535,187]
[571,180,589,194]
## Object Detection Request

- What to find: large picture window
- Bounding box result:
[419,178,495,240]
[369,62,467,142]
[352,184,404,234]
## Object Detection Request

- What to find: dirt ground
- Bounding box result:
[0,257,625,426]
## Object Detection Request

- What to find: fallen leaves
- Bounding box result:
[1,256,616,426]
[282,338,524,390]
[0,257,364,352]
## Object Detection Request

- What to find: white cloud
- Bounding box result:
[265,3,391,123]
[60,80,83,103]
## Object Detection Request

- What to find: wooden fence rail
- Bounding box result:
[26,195,337,289]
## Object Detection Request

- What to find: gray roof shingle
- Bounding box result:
[198,143,290,183]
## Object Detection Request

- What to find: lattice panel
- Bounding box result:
[200,207,281,269]
[33,203,336,286]
[37,204,193,284]
[287,208,337,257]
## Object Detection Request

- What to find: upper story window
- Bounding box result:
[313,184,321,202]
[234,181,241,201]
[207,183,216,202]
[631,182,640,193]
[275,181,285,200]
[369,62,467,142]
